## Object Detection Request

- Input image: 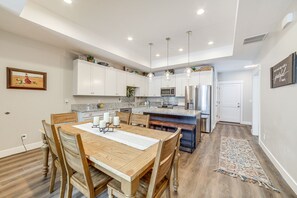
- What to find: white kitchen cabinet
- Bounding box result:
[126,73,136,87]
[73,60,105,95]
[175,74,188,97]
[199,71,212,85]
[105,68,117,96]
[135,75,149,97]
[149,76,162,97]
[161,76,176,88]
[116,70,127,96]
[189,72,200,86]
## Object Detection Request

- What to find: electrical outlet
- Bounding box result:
[21,134,27,140]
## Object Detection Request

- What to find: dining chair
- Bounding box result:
[58,128,112,198]
[42,120,66,198]
[51,112,78,125]
[107,128,181,198]
[129,114,150,128]
[115,111,131,124]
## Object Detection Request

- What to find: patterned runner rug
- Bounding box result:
[215,137,280,192]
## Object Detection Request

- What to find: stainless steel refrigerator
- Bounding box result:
[185,85,212,133]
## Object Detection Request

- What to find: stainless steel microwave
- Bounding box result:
[161,87,175,97]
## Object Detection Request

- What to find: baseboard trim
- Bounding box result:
[259,140,297,195]
[0,141,43,159]
[241,121,252,125]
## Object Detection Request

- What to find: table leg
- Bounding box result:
[121,178,139,198]
[173,151,180,192]
[41,133,49,178]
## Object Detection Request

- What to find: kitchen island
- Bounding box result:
[143,108,201,153]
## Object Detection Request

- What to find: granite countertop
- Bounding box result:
[143,108,200,117]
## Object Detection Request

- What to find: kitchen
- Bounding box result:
[0,0,297,198]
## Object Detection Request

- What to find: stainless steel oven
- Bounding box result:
[161,87,175,97]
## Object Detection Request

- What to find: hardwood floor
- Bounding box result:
[0,123,296,198]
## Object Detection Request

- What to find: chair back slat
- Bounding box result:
[42,120,60,159]
[58,130,85,173]
[147,128,181,198]
[116,111,131,124]
[129,114,150,128]
[58,128,94,190]
[51,112,78,125]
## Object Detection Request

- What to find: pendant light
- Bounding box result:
[185,31,192,77]
[165,37,171,80]
[147,43,154,80]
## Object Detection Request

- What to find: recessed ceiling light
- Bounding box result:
[127,36,133,41]
[179,48,184,52]
[244,64,258,69]
[156,54,160,57]
[197,9,205,15]
[208,41,214,45]
[64,0,72,4]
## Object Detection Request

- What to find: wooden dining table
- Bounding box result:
[40,122,180,198]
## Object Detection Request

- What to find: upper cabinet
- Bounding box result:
[175,74,188,97]
[189,71,212,86]
[105,68,127,96]
[148,76,162,97]
[73,60,105,96]
[161,75,176,87]
[73,60,147,96]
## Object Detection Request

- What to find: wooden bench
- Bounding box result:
[150,120,196,153]
[149,120,195,131]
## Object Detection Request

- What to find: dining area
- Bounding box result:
[40,111,181,198]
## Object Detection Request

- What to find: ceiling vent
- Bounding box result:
[243,33,267,45]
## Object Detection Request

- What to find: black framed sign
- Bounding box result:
[271,53,296,88]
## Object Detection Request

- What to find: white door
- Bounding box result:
[219,83,241,123]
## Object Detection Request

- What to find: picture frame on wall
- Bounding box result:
[270,53,296,88]
[6,67,47,90]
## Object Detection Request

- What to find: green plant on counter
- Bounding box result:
[126,87,135,97]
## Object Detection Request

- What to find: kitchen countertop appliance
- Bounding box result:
[185,85,212,133]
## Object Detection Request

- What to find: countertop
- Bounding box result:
[143,107,200,117]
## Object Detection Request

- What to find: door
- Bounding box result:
[219,83,241,123]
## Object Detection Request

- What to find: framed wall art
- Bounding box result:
[6,67,47,90]
[270,53,296,88]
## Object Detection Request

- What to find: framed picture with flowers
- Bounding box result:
[6,67,47,90]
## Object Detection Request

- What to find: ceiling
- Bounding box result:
[0,0,294,71]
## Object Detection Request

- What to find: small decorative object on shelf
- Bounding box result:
[87,55,95,63]
[126,86,135,97]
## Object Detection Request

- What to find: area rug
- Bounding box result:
[215,137,280,192]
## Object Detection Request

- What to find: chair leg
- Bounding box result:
[60,171,67,198]
[166,186,171,198]
[49,163,57,193]
[108,187,113,198]
[66,178,73,198]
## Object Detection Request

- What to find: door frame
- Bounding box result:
[218,81,243,124]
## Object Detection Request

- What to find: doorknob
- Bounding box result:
[237,103,240,108]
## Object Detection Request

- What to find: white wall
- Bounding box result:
[0,30,121,157]
[255,2,297,194]
[218,70,253,124]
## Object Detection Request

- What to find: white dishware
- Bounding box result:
[113,116,120,126]
[103,112,110,123]
[93,116,100,126]
[99,120,106,128]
